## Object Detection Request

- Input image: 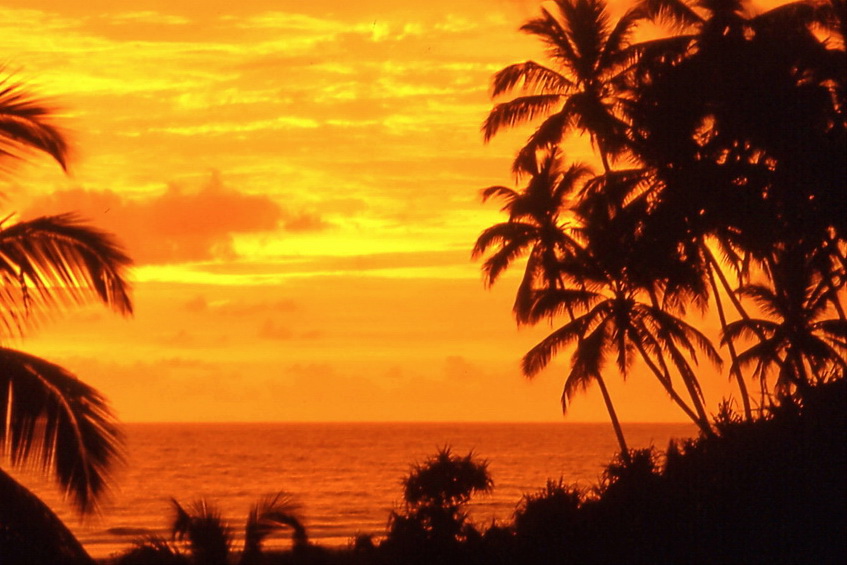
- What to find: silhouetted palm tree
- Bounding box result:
[625,0,845,409]
[473,148,591,322]
[0,74,132,564]
[473,151,638,453]
[120,493,307,565]
[483,0,640,172]
[521,219,721,436]
[723,245,847,400]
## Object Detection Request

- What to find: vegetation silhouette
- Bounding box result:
[381,446,493,564]
[117,493,308,565]
[0,74,133,564]
[109,389,844,564]
[476,0,846,438]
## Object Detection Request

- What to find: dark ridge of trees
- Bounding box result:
[475,0,847,448]
[0,74,133,564]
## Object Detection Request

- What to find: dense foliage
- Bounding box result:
[475,0,847,447]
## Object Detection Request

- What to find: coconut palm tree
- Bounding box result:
[472,148,591,322]
[473,150,639,455]
[0,74,133,564]
[521,196,722,437]
[723,245,847,401]
[622,0,846,411]
[483,0,640,173]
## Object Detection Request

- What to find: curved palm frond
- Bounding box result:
[243,491,308,559]
[472,222,538,286]
[0,76,69,171]
[171,498,231,565]
[637,0,704,32]
[491,61,573,98]
[0,213,133,333]
[479,185,520,209]
[512,113,571,175]
[521,8,578,66]
[0,347,122,514]
[559,0,611,80]
[598,7,642,74]
[522,302,609,377]
[483,95,565,142]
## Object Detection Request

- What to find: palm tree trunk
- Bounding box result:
[704,245,790,407]
[595,373,630,463]
[630,338,712,434]
[646,288,712,426]
[706,259,753,420]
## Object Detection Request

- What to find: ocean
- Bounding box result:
[9,422,697,559]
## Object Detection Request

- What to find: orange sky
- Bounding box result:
[1,0,749,422]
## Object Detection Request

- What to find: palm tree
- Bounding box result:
[723,245,847,401]
[473,150,642,456]
[625,0,846,410]
[0,74,133,564]
[483,0,640,172]
[521,218,721,437]
[472,148,591,322]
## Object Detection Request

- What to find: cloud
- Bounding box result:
[182,296,298,315]
[21,172,329,265]
[258,318,293,340]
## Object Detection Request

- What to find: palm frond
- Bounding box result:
[521,8,579,71]
[722,317,778,344]
[479,185,520,209]
[171,498,231,565]
[491,61,573,98]
[565,322,609,404]
[244,492,308,555]
[523,303,609,377]
[524,287,600,323]
[0,348,123,514]
[814,319,847,342]
[512,113,570,175]
[648,305,722,367]
[598,8,642,73]
[0,76,69,171]
[472,222,536,285]
[483,95,564,142]
[637,0,704,32]
[0,213,133,333]
[733,338,783,375]
[559,0,610,80]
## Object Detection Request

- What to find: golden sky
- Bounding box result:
[1,0,741,422]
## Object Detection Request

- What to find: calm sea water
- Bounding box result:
[11,422,696,559]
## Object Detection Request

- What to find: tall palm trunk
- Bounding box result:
[564,301,631,463]
[646,288,712,426]
[704,245,789,407]
[705,258,753,420]
[630,338,711,434]
[595,373,630,463]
